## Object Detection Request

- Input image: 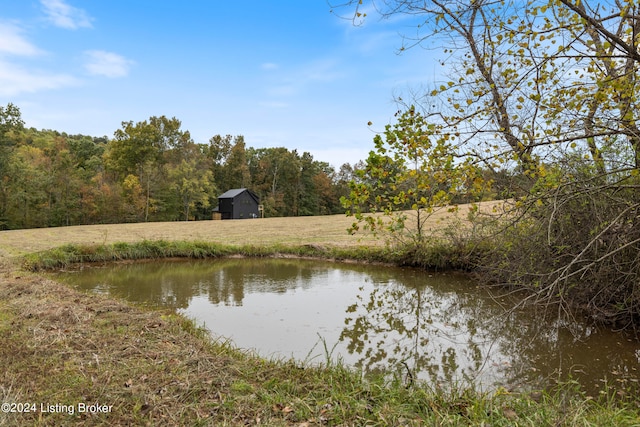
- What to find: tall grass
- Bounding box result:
[22,237,488,273]
[21,240,398,271]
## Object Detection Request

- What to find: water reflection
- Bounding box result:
[53,258,640,392]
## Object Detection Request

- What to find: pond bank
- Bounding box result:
[1,242,639,425]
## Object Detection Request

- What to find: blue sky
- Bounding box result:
[0,0,440,167]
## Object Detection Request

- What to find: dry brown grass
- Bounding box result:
[0,200,508,260]
[0,214,366,258]
[0,268,277,426]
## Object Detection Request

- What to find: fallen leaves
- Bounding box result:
[272,403,294,414]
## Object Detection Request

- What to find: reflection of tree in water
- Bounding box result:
[340,280,492,386]
[61,258,333,308]
[340,274,640,392]
[203,258,323,306]
[58,261,201,309]
[339,276,524,388]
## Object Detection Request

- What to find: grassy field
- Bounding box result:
[0,200,510,259]
[1,201,638,426]
[0,212,373,258]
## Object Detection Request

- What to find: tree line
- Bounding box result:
[0,105,359,229]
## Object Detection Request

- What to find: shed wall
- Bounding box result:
[231,191,259,219]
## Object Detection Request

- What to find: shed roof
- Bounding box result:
[218,188,259,202]
[218,188,249,199]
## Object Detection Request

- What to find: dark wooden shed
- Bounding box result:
[216,188,260,220]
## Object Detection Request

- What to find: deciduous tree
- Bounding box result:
[106,116,191,221]
[343,107,488,246]
[0,103,24,228]
[167,159,215,221]
[333,0,640,326]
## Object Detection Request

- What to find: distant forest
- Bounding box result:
[0,104,361,229]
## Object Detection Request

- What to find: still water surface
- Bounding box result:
[53,258,639,392]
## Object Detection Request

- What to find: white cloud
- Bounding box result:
[258,101,289,109]
[40,0,93,30]
[84,50,133,78]
[0,22,79,96]
[0,23,43,57]
[261,62,279,70]
[264,58,344,99]
[0,60,77,96]
[301,58,344,83]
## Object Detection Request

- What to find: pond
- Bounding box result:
[52,258,640,392]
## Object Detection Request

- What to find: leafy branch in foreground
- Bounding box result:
[342,107,490,247]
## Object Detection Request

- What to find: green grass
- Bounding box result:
[21,240,395,271]
[21,238,485,272]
